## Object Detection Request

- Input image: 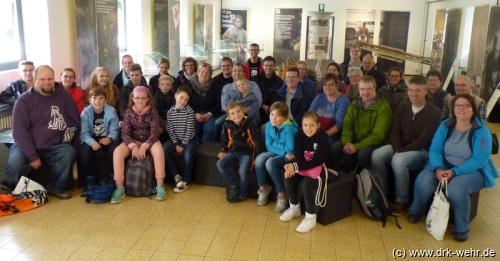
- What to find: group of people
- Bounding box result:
[0,43,497,239]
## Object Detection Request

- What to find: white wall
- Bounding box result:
[220,0,426,74]
[0,0,77,89]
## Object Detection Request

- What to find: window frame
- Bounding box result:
[0,0,26,71]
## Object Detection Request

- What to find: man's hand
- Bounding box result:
[30,159,42,170]
[195,113,204,122]
[91,142,102,151]
[284,163,295,178]
[175,145,184,154]
[343,143,357,154]
[99,137,111,146]
[217,151,226,159]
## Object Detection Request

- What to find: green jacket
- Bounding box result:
[341,97,392,150]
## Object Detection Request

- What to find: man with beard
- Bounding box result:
[2,65,80,199]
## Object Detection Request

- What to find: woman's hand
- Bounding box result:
[131,146,140,159]
[285,153,295,161]
[343,143,357,154]
[195,113,204,122]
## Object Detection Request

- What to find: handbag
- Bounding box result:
[426,179,449,241]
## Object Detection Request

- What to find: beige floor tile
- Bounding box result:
[232,243,260,260]
[157,238,187,254]
[176,254,204,261]
[205,242,235,258]
[44,243,80,258]
[189,229,217,242]
[95,247,129,261]
[258,250,285,261]
[284,251,310,261]
[181,240,211,256]
[151,251,178,261]
[124,249,153,260]
[310,252,336,261]
[11,251,45,261]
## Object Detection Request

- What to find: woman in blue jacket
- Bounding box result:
[408,94,498,242]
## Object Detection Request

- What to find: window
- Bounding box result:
[117,0,127,52]
[0,0,25,71]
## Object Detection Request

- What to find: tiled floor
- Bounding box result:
[1,125,500,261]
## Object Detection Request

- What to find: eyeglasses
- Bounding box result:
[133,97,148,100]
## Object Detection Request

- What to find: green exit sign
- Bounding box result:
[319,3,325,13]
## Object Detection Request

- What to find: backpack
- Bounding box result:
[125,155,155,196]
[1,177,48,217]
[85,177,116,204]
[356,168,401,228]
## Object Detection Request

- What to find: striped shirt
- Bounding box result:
[166,105,195,145]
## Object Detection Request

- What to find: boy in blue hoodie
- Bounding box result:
[80,87,120,183]
[254,101,298,212]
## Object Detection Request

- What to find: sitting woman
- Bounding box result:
[408,94,498,242]
[309,73,350,144]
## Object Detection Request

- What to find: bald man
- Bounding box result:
[361,54,386,90]
[2,65,80,199]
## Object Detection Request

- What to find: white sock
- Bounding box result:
[305,212,316,219]
[289,203,299,209]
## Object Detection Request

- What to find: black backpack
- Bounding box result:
[356,168,401,228]
[125,155,156,196]
[85,176,116,203]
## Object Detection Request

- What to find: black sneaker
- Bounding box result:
[227,184,240,203]
[407,215,420,224]
[48,189,72,200]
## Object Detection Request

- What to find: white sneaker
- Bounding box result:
[274,194,288,213]
[256,186,272,206]
[173,181,188,193]
[296,213,317,233]
[279,204,301,221]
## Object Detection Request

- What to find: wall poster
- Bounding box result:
[306,12,334,60]
[344,9,375,62]
[221,9,247,63]
[273,8,302,66]
[378,11,410,73]
[441,9,461,81]
[481,6,500,103]
[168,0,180,74]
[153,0,169,57]
[193,4,213,63]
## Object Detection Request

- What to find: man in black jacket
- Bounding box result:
[0,60,35,105]
[361,54,386,90]
[113,54,146,91]
[256,56,283,122]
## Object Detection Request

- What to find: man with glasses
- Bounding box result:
[378,67,408,112]
[272,67,314,125]
[0,60,35,105]
[243,43,264,81]
[451,75,486,121]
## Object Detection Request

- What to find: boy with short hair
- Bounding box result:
[154,75,175,142]
[216,102,257,202]
[80,87,120,183]
[164,86,196,192]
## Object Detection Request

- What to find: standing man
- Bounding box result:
[0,60,35,105]
[2,65,80,199]
[371,76,441,215]
[243,43,264,81]
[340,44,362,82]
[426,70,452,117]
[256,56,283,122]
[113,54,146,91]
[296,61,316,94]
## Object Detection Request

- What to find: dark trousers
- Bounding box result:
[80,140,119,183]
[331,141,377,172]
[285,174,319,214]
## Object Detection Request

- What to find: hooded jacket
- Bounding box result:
[13,85,80,161]
[265,118,298,156]
[220,116,257,155]
[80,104,120,146]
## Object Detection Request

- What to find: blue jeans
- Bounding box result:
[3,143,76,192]
[254,152,286,193]
[216,152,252,198]
[371,145,428,203]
[195,117,216,143]
[408,163,484,233]
[164,141,196,183]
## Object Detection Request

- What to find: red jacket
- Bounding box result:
[243,58,264,80]
[65,84,85,113]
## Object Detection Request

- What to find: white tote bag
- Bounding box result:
[426,179,449,241]
[13,176,46,194]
